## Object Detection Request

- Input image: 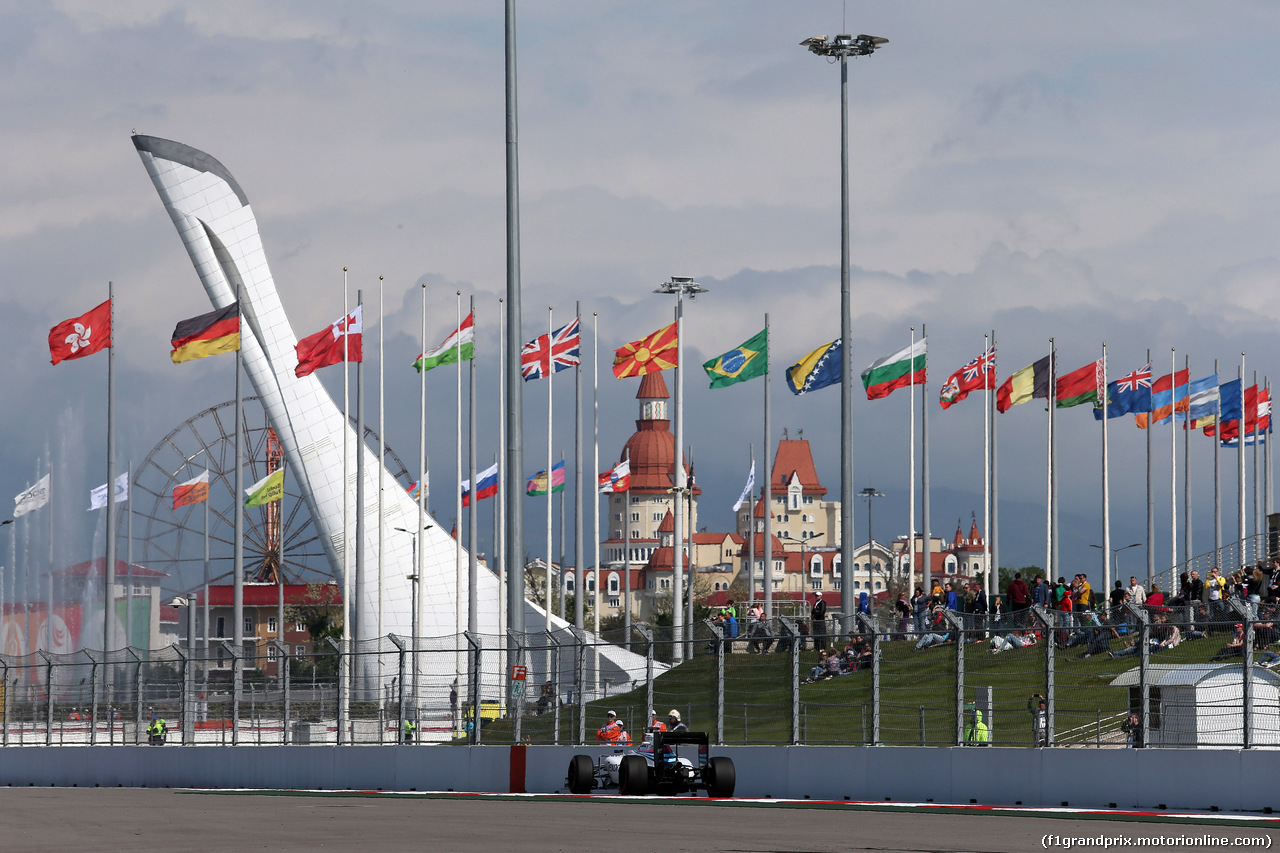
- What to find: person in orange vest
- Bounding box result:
[647,709,667,734]
[596,710,629,744]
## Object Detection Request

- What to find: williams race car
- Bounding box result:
[566,730,736,797]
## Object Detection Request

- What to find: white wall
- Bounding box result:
[3,744,1276,812]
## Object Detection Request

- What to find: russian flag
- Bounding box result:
[462,463,499,507]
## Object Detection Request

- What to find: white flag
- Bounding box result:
[732,462,755,512]
[14,474,50,518]
[88,472,129,511]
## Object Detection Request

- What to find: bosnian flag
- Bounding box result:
[172,470,210,509]
[462,463,499,507]
[598,460,630,493]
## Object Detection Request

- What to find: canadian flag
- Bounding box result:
[295,305,363,378]
[49,299,112,365]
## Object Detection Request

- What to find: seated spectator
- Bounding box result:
[1211,623,1245,661]
[1076,627,1113,659]
[1257,649,1280,667]
[990,630,1036,654]
[1152,616,1182,651]
[915,630,950,650]
[1109,637,1141,658]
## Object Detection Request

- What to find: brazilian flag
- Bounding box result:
[703,329,767,389]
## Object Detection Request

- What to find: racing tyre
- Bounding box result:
[567,755,595,795]
[619,755,650,796]
[705,757,736,798]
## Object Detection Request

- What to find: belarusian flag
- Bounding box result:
[173,470,210,509]
[861,338,927,400]
[244,469,284,508]
[1056,359,1104,409]
[415,312,474,373]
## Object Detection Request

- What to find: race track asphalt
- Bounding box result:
[0,789,1272,853]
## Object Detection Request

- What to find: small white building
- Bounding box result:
[1110,663,1280,747]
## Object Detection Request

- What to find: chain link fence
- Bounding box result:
[2,601,1277,747]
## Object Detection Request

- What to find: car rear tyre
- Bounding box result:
[567,754,594,794]
[705,756,736,798]
[619,755,650,796]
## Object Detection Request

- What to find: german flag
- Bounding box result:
[170,302,240,364]
[613,322,678,379]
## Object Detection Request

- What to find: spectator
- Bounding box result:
[1206,567,1226,626]
[1033,575,1051,608]
[1108,581,1126,620]
[596,710,630,744]
[1127,576,1147,606]
[915,629,950,650]
[1007,572,1031,613]
[895,594,911,639]
[990,596,1004,633]
[1152,614,1182,651]
[930,579,944,605]
[990,630,1036,654]
[973,585,989,636]
[1075,627,1113,659]
[1121,712,1144,748]
[945,582,959,612]
[964,704,990,745]
[810,595,828,651]
[1146,583,1165,610]
[911,586,928,636]
[1027,694,1047,746]
[1211,623,1245,661]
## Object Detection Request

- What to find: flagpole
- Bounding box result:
[105,281,116,655]
[1152,348,1162,584]
[1184,354,1191,569]
[762,312,772,626]
[545,306,554,678]
[921,322,931,610]
[1215,358,1222,568]
[624,448,632,645]
[497,298,507,646]
[574,300,584,632]
[991,329,999,605]
[1170,348,1177,573]
[1102,344,1111,595]
[909,326,916,594]
[748,443,756,600]
[1254,369,1261,546]
[559,451,566,622]
[468,295,479,645]
[1046,339,1054,582]
[340,267,349,737]
[983,335,991,602]
[126,460,132,646]
[1266,377,1273,528]
[674,299,687,657]
[47,458,54,650]
[457,291,465,713]
[355,288,367,701]
[591,312,600,695]
[203,473,210,692]
[378,276,386,693]
[1240,354,1247,570]
[415,282,427,710]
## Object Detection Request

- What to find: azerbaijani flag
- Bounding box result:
[170,302,240,364]
[244,469,284,508]
[415,312,474,373]
[1055,359,1103,409]
[861,338,926,400]
[173,470,210,509]
[462,462,499,507]
[526,460,566,496]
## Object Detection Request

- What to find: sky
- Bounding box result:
[4,0,1280,599]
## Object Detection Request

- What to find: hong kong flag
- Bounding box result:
[49,299,112,365]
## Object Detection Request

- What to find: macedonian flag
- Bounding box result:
[170,302,241,364]
[613,322,678,379]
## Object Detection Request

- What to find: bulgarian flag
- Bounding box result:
[244,469,284,508]
[526,460,566,496]
[1056,359,1104,409]
[415,312,475,373]
[861,338,926,400]
[172,470,210,509]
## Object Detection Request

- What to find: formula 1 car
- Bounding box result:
[566,730,736,797]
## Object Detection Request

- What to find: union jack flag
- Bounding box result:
[962,346,996,383]
[521,318,581,381]
[1115,363,1152,393]
[939,345,996,410]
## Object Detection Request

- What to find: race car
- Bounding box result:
[566,730,736,797]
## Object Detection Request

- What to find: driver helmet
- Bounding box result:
[667,709,681,722]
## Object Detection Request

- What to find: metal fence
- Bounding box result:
[2,599,1277,748]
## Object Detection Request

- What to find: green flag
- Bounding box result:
[244,469,284,508]
[703,329,767,389]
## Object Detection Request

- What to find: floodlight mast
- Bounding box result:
[801,32,886,634]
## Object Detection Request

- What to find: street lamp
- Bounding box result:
[859,488,885,594]
[654,275,708,662]
[1,519,12,617]
[170,594,197,743]
[393,525,432,707]
[802,32,887,633]
[1090,542,1141,583]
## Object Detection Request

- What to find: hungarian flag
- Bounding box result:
[613,322,677,379]
[939,346,995,409]
[170,302,240,364]
[49,299,112,365]
[598,459,630,493]
[861,338,926,400]
[996,355,1051,413]
[173,470,210,509]
[295,305,362,378]
[415,312,474,373]
[461,462,499,507]
[244,469,284,508]
[1056,359,1104,409]
[526,460,566,496]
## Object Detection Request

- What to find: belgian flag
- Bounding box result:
[170,302,240,364]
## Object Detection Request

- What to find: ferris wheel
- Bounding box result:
[132,397,412,595]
